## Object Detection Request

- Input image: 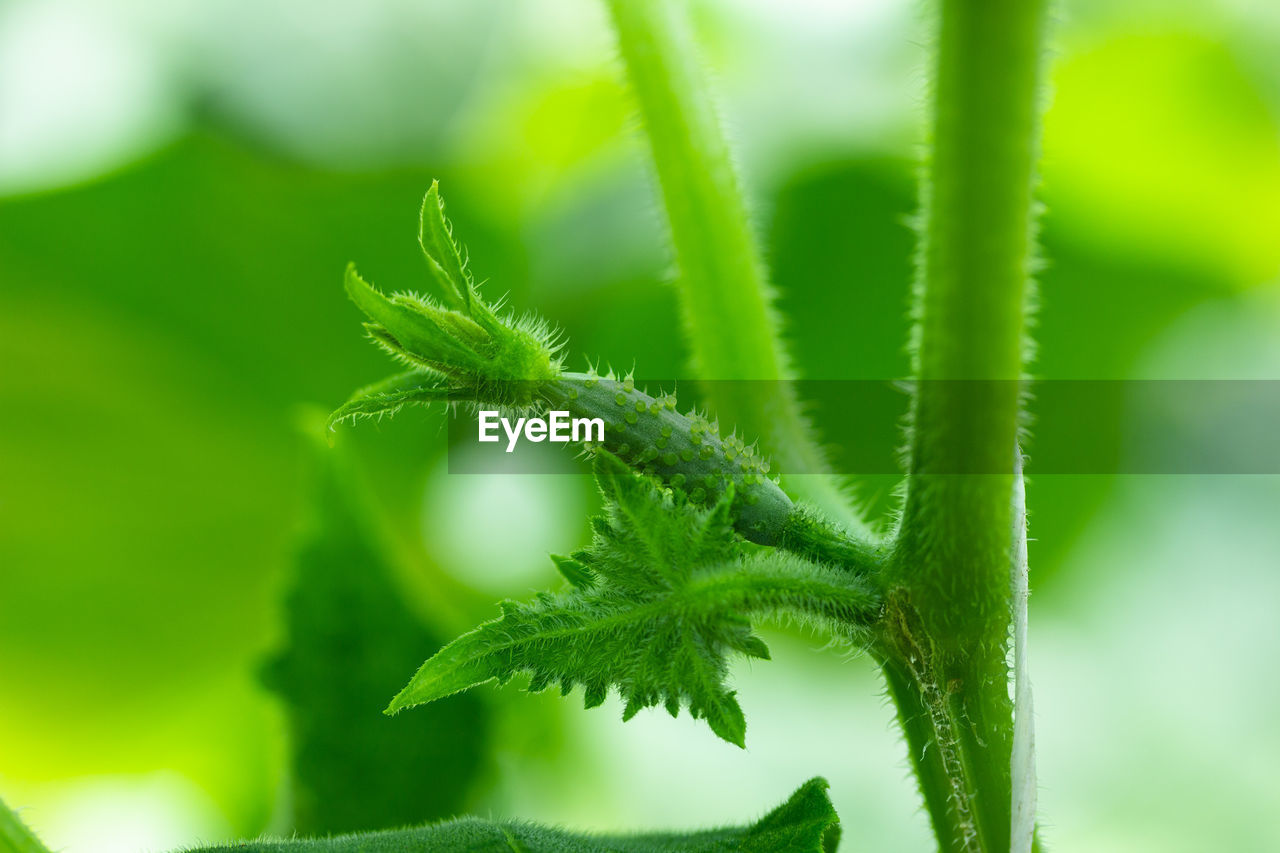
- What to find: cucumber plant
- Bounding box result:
[1,0,1048,850]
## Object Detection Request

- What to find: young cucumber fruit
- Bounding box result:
[542,373,790,545]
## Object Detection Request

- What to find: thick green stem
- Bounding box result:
[603,0,869,537]
[878,652,969,853]
[888,0,1049,851]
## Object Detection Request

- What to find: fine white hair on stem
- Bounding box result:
[1011,447,1036,853]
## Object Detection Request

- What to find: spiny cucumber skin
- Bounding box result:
[778,506,885,575]
[542,373,794,546]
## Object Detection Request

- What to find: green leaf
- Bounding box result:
[549,553,596,589]
[260,427,489,833]
[388,457,880,747]
[182,777,840,852]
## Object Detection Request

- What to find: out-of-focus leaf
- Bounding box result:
[0,130,530,831]
[261,425,489,834]
[185,777,840,853]
[1044,31,1280,284]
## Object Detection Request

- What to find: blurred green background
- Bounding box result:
[1,0,1278,850]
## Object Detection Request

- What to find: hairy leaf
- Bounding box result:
[184,777,840,853]
[388,454,880,747]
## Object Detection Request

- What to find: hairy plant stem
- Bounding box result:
[603,0,870,538]
[886,0,1049,851]
[0,798,51,853]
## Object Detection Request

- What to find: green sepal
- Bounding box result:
[336,187,564,422]
[419,180,478,317]
[344,264,487,374]
[327,370,453,428]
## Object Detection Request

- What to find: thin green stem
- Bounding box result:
[1,798,52,853]
[888,0,1049,851]
[603,0,870,537]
